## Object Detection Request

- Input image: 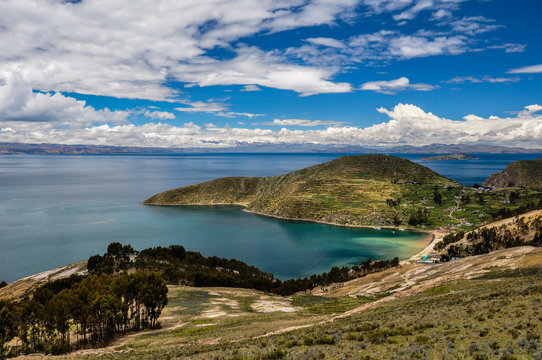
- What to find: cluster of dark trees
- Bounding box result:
[87,242,136,274]
[88,243,401,297]
[433,185,443,205]
[490,199,542,221]
[434,230,465,251]
[441,216,542,260]
[0,271,167,357]
[408,208,430,226]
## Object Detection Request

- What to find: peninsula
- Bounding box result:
[484,157,542,188]
[144,155,542,230]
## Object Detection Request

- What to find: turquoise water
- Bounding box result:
[1,153,539,283]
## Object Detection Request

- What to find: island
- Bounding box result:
[420,153,475,161]
[144,154,542,230]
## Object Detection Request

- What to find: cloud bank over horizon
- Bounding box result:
[1,76,540,149]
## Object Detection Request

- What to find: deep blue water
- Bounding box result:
[1,153,540,283]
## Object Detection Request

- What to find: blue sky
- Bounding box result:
[0,0,540,148]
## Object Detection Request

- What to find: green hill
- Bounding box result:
[144,155,459,227]
[484,157,542,188]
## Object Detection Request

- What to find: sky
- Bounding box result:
[0,0,541,149]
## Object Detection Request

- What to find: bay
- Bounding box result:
[1,153,540,283]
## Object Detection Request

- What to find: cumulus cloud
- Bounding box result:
[507,64,542,74]
[259,119,344,126]
[0,75,128,126]
[2,87,541,149]
[361,77,435,94]
[143,110,176,120]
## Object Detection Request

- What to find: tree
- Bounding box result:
[433,185,443,205]
[140,272,168,329]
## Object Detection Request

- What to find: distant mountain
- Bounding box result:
[0,142,180,155]
[484,157,542,188]
[1,142,541,155]
[387,144,542,154]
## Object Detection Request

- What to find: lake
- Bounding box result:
[1,153,540,283]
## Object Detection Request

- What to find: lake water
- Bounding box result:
[1,153,540,283]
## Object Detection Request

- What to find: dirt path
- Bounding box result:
[256,278,439,339]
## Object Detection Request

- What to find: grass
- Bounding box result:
[21,248,542,359]
[292,295,372,315]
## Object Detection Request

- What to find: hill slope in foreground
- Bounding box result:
[8,246,541,360]
[144,155,458,227]
[484,157,542,188]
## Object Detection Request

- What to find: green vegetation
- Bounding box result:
[484,157,542,188]
[90,242,400,296]
[434,230,465,251]
[144,155,542,231]
[0,271,167,358]
[443,213,542,259]
[22,249,542,360]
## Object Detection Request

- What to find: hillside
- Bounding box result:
[484,157,542,188]
[8,246,541,360]
[144,155,459,227]
[435,210,542,259]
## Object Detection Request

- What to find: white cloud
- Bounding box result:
[170,46,352,96]
[0,74,128,126]
[507,64,542,74]
[259,119,344,127]
[306,37,346,48]
[174,100,261,118]
[0,0,357,99]
[241,85,262,92]
[446,76,520,84]
[2,88,541,149]
[361,77,435,94]
[389,35,466,58]
[393,0,435,21]
[448,16,501,36]
[487,43,526,53]
[143,110,176,120]
[362,0,467,22]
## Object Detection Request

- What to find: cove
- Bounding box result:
[7,152,537,282]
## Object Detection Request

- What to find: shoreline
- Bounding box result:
[143,202,436,260]
[143,202,429,233]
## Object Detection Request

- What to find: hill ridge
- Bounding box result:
[483,157,542,188]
